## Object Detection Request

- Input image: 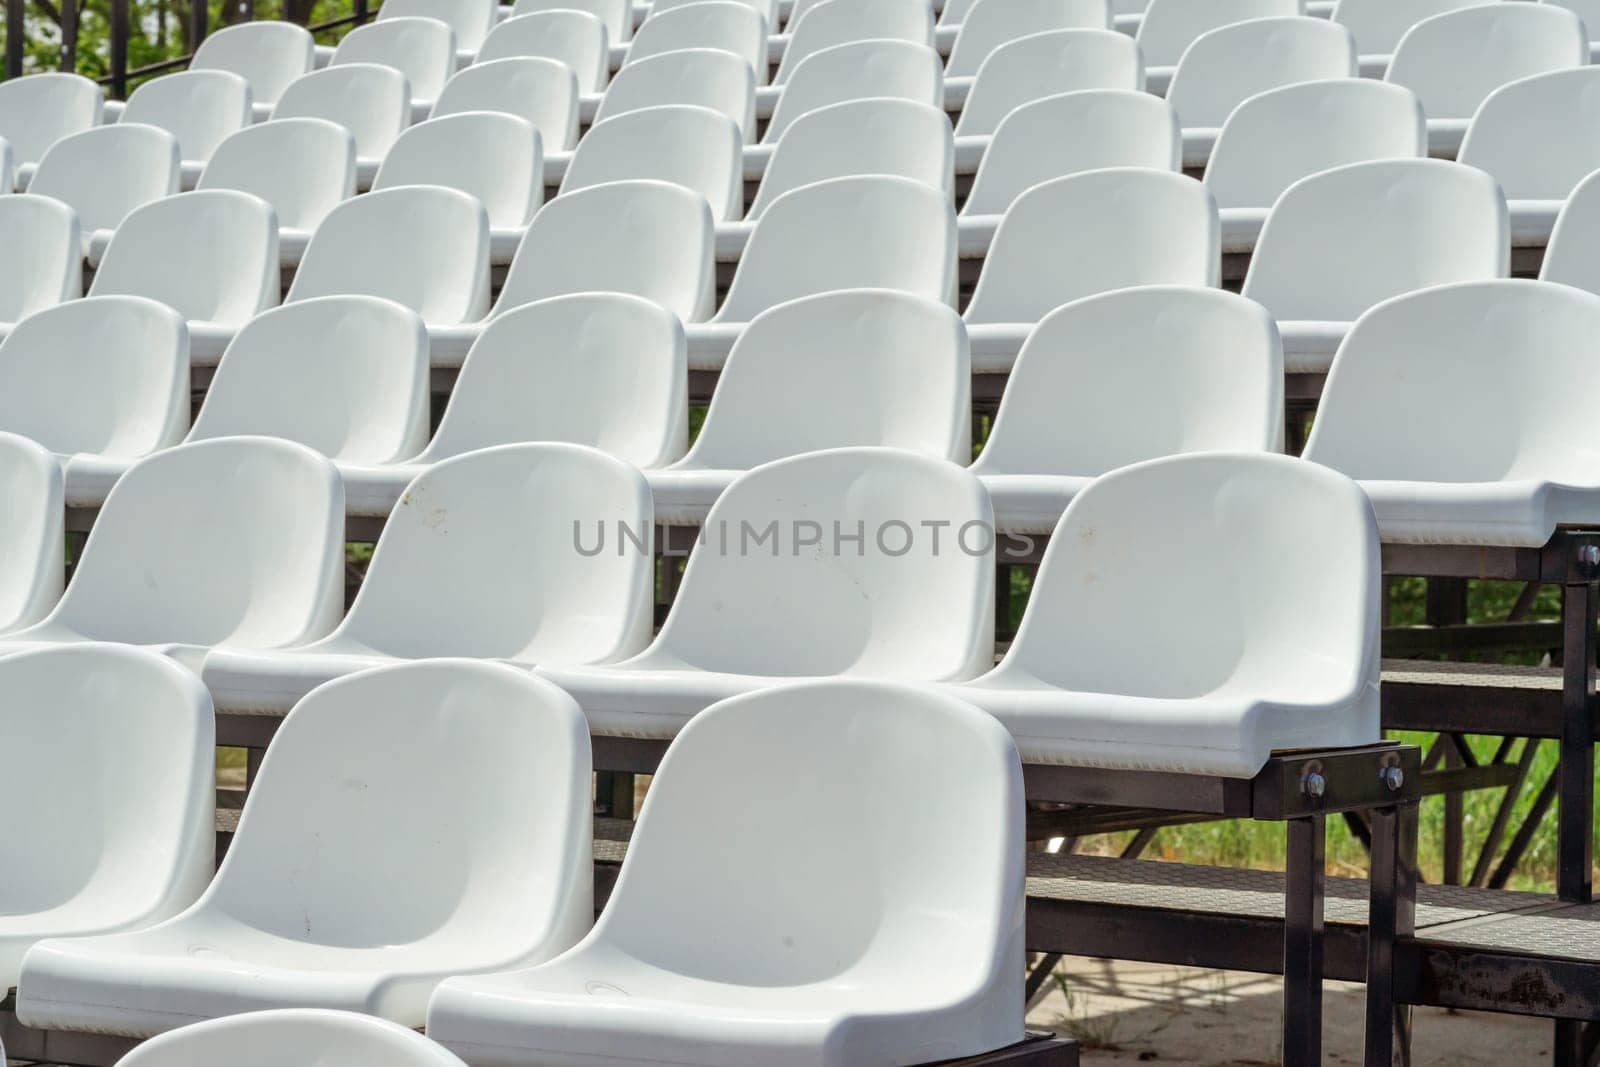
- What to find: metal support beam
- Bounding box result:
[108,0,128,98]
[1366,804,1417,1066]
[1559,562,1597,905]
[1283,815,1326,1067]
[6,0,25,79]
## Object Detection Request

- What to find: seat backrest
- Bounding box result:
[430,56,580,150]
[1204,79,1425,210]
[1136,0,1301,68]
[191,295,429,464]
[1332,0,1508,56]
[1386,2,1585,121]
[652,0,777,24]
[1166,15,1356,130]
[1540,168,1600,292]
[49,437,342,648]
[0,72,103,168]
[996,452,1378,709]
[332,16,456,103]
[0,433,63,633]
[343,444,654,662]
[0,296,188,458]
[1459,67,1600,200]
[30,123,179,235]
[717,175,956,321]
[477,11,609,93]
[375,111,545,229]
[379,0,499,52]
[965,167,1219,323]
[427,293,687,468]
[117,1009,470,1067]
[512,0,633,41]
[561,105,743,222]
[122,70,252,165]
[208,660,592,955]
[593,47,756,139]
[655,448,995,678]
[1241,158,1508,322]
[599,679,1021,998]
[192,21,314,107]
[0,194,81,324]
[749,97,952,218]
[627,1,769,80]
[964,88,1178,216]
[288,184,490,325]
[0,644,212,921]
[973,287,1282,478]
[687,290,969,468]
[774,0,935,83]
[90,189,280,327]
[271,63,410,160]
[1548,0,1600,40]
[953,28,1141,136]
[766,38,944,140]
[946,0,1110,77]
[198,117,356,232]
[1306,280,1600,490]
[498,179,716,321]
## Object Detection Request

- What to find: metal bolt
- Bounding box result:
[1302,772,1326,800]
[1579,543,1600,577]
[1381,765,1405,792]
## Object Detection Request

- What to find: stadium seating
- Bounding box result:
[561,104,743,223]
[652,290,970,525]
[1546,0,1600,57]
[120,70,252,188]
[198,117,356,266]
[0,135,11,193]
[331,15,456,122]
[0,433,61,634]
[0,72,102,189]
[773,0,935,85]
[653,0,778,21]
[190,22,315,121]
[378,0,498,62]
[476,11,610,94]
[428,55,580,149]
[1385,1,1587,157]
[592,46,757,139]
[953,28,1140,137]
[427,678,1025,1067]
[945,0,1110,79]
[1204,78,1425,252]
[1136,0,1301,94]
[270,63,409,188]
[0,194,81,337]
[513,0,633,43]
[1303,279,1600,546]
[1241,158,1507,372]
[1540,166,1600,292]
[764,39,943,141]
[31,124,179,257]
[0,644,214,989]
[117,1010,469,1067]
[627,0,771,83]
[1331,0,1490,76]
[973,287,1282,535]
[17,660,594,1036]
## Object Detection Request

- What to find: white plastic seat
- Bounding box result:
[1241,158,1508,373]
[332,16,456,122]
[429,55,580,150]
[272,64,410,188]
[1458,67,1600,247]
[540,448,995,740]
[205,444,653,712]
[429,677,1023,1067]
[192,22,316,120]
[0,72,103,189]
[946,0,1110,78]
[88,189,279,365]
[0,433,62,633]
[653,290,967,525]
[747,98,952,219]
[0,135,10,193]
[30,124,180,256]
[121,70,253,188]
[0,437,342,671]
[18,659,593,1037]
[512,0,633,41]
[1304,279,1600,546]
[0,195,81,335]
[198,118,356,267]
[953,28,1141,136]
[287,185,490,342]
[1204,79,1425,252]
[692,175,956,369]
[117,1010,469,1067]
[774,0,934,84]
[380,0,500,60]
[765,38,944,141]
[973,287,1282,534]
[627,1,770,84]
[1166,16,1356,165]
[1548,0,1600,53]
[561,105,743,222]
[1331,0,1492,74]
[1386,3,1586,157]
[963,168,1219,373]
[652,0,777,23]
[343,293,684,515]
[593,47,757,139]
[957,451,1379,776]
[1136,0,1301,92]
[0,644,213,989]
[477,11,609,93]
[1540,167,1600,293]
[376,111,547,255]
[0,297,189,509]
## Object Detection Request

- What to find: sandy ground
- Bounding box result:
[1026,958,1552,1065]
